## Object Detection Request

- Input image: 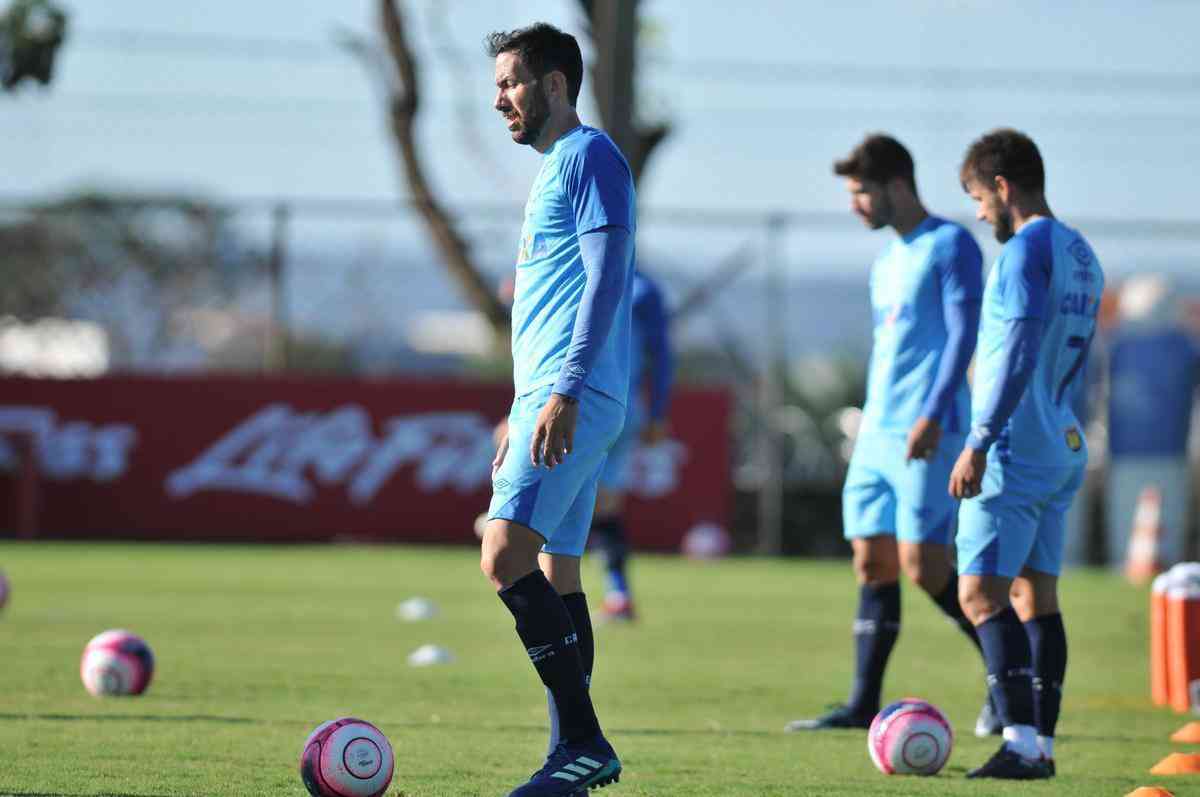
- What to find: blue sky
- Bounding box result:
[4,0,1200,277]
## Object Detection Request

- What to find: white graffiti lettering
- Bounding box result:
[166,404,496,506]
[0,406,138,482]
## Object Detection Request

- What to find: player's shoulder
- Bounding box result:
[1000,217,1055,264]
[555,126,627,166]
[928,216,981,254]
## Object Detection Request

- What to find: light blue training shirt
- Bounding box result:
[511,125,636,405]
[969,217,1105,466]
[860,216,983,437]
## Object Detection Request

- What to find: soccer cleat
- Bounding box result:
[508,735,622,796]
[601,593,636,623]
[965,743,1053,780]
[1043,757,1056,777]
[784,703,873,732]
[973,696,1002,737]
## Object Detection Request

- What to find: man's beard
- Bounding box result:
[512,85,550,146]
[993,208,1015,242]
[868,190,894,230]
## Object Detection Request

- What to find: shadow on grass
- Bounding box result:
[0,792,190,797]
[0,713,256,724]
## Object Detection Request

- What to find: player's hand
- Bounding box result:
[948,447,987,499]
[905,416,942,462]
[641,419,669,445]
[530,393,578,469]
[491,430,509,478]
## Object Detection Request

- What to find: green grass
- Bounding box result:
[0,541,1190,796]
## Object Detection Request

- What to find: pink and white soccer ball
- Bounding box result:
[867,698,953,776]
[80,629,155,697]
[300,717,395,797]
[681,522,732,559]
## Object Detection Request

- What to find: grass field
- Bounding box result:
[0,541,1191,796]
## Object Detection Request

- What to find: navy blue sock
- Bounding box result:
[562,592,594,684]
[499,572,600,744]
[547,592,595,754]
[931,572,982,652]
[977,607,1036,727]
[592,516,630,596]
[1025,612,1067,739]
[848,582,901,716]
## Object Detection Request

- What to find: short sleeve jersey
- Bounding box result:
[511,125,636,404]
[860,216,983,436]
[971,218,1105,466]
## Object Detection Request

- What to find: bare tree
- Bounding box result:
[349,0,670,340]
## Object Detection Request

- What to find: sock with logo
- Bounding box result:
[847,582,901,716]
[546,592,596,754]
[592,517,630,597]
[499,571,600,744]
[1026,612,1067,746]
[977,607,1036,743]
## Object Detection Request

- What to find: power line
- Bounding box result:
[71,27,1200,96]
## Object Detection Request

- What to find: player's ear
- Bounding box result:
[994,174,1010,204]
[546,70,566,103]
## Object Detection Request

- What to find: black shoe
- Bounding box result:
[784,703,873,732]
[973,696,1002,737]
[1044,757,1056,777]
[966,744,1053,780]
[507,735,621,796]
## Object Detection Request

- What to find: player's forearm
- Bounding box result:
[966,318,1043,451]
[645,311,674,420]
[919,299,981,422]
[553,226,632,398]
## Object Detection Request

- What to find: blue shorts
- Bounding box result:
[956,457,1085,578]
[598,399,645,492]
[487,386,625,557]
[842,432,963,545]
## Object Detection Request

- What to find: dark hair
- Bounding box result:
[960,128,1045,193]
[833,134,916,191]
[486,23,583,107]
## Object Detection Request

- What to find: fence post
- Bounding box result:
[265,202,291,371]
[757,214,787,555]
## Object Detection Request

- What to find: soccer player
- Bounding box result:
[591,269,673,621]
[480,23,633,796]
[787,134,995,733]
[952,129,1104,780]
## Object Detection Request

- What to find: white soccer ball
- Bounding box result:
[681,522,732,559]
[868,698,953,776]
[407,643,454,667]
[80,629,155,697]
[300,717,394,797]
[395,597,438,622]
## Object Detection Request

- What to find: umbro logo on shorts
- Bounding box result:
[494,477,511,490]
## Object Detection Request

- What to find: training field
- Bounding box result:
[0,541,1187,796]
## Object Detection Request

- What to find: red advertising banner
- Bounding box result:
[0,375,731,551]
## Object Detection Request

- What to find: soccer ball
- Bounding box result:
[0,569,8,612]
[80,629,155,697]
[867,698,953,776]
[680,522,732,559]
[300,717,394,797]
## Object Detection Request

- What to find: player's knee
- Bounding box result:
[479,543,530,590]
[853,549,900,585]
[900,552,950,595]
[958,579,1007,626]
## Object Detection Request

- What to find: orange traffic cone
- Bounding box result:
[1127,486,1166,585]
[1125,788,1174,797]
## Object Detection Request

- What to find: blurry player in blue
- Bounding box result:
[480,23,633,797]
[787,135,993,733]
[591,270,673,621]
[953,129,1104,780]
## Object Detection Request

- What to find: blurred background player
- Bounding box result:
[479,23,633,796]
[952,129,1105,780]
[787,134,994,732]
[590,268,673,621]
[1104,275,1200,570]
